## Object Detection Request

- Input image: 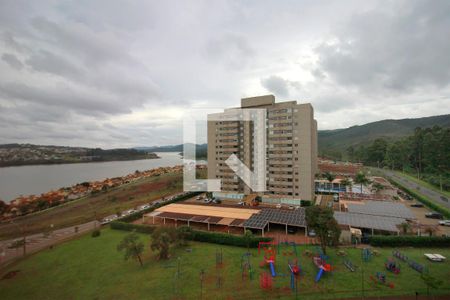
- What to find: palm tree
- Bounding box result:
[324,172,336,192]
[340,177,352,192]
[354,172,370,193]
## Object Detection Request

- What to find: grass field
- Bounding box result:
[0,172,184,240]
[1,229,449,300]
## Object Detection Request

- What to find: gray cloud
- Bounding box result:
[315,0,450,93]
[0,0,448,147]
[261,75,290,97]
[1,53,23,70]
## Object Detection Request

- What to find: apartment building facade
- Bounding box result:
[207,95,318,203]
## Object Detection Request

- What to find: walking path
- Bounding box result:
[0,220,98,268]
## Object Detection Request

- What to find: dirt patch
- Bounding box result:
[1,270,20,280]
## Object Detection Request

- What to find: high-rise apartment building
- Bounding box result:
[207,95,318,203]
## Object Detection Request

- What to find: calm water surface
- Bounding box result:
[0,152,190,202]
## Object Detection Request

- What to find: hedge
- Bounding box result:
[110,221,273,248]
[388,178,450,219]
[188,230,273,248]
[109,221,156,234]
[369,235,450,247]
[116,191,202,223]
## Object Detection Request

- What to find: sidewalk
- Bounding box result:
[0,220,99,268]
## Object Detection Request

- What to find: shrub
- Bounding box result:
[110,221,273,248]
[110,221,156,234]
[369,235,450,247]
[91,229,101,238]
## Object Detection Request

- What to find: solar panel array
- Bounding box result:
[334,211,405,232]
[347,200,415,219]
[243,208,306,229]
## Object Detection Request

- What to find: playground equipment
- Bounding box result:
[343,259,357,272]
[277,239,298,256]
[385,258,400,274]
[362,248,372,262]
[393,250,427,274]
[313,255,332,282]
[370,272,395,289]
[259,241,277,277]
[315,246,329,261]
[288,259,300,291]
[392,250,408,262]
[241,252,253,280]
[260,272,273,289]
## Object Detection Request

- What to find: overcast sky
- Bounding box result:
[0,0,449,148]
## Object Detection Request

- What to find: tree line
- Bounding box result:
[346,126,450,191]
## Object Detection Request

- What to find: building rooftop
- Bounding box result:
[346,200,415,219]
[334,211,404,233]
[243,208,306,229]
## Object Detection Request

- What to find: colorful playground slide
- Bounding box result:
[313,256,331,282]
[269,262,276,277]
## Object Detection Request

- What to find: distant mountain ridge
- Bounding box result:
[318,114,450,155]
[134,143,207,153]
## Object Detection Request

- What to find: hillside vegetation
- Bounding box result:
[318,114,450,158]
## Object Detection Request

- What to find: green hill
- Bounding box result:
[318,114,450,156]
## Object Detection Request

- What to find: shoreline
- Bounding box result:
[0,154,160,168]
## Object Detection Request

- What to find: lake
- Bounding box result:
[0,152,193,202]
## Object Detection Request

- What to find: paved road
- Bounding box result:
[376,168,450,209]
[0,221,99,268]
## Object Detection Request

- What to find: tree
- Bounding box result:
[243,230,253,253]
[117,232,144,267]
[151,227,173,259]
[346,146,355,162]
[175,226,192,247]
[367,138,388,167]
[323,172,336,192]
[305,206,341,255]
[354,172,370,193]
[324,172,336,183]
[340,177,352,192]
[399,222,411,235]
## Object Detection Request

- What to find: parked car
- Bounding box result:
[288,205,295,210]
[237,201,245,206]
[139,204,150,210]
[410,203,424,208]
[308,229,316,237]
[212,199,222,204]
[287,227,297,234]
[196,196,203,201]
[438,220,450,226]
[425,212,444,219]
[275,204,282,209]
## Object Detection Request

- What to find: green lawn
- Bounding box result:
[1,229,449,299]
